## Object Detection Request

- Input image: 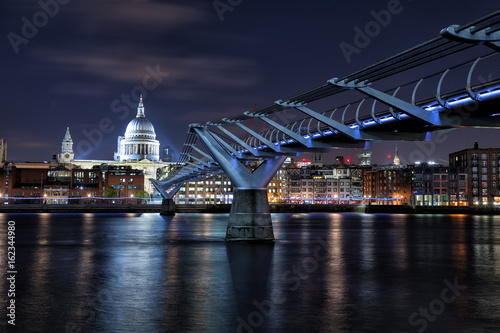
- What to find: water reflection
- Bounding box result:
[1,212,500,332]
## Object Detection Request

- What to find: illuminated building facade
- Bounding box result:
[175,174,233,204]
[411,164,468,206]
[363,166,411,205]
[449,142,500,206]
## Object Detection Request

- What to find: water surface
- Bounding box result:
[1,213,499,332]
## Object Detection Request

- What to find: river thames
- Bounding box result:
[1,212,500,332]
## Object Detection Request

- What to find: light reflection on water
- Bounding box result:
[0,213,500,332]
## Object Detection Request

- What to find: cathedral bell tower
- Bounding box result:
[393,144,400,166]
[58,127,74,163]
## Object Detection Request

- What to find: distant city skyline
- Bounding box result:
[2,0,500,165]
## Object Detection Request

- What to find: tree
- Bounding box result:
[135,189,149,204]
[103,187,117,198]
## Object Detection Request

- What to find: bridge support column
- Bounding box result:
[192,126,286,242]
[226,189,274,241]
[150,180,183,216]
[160,198,176,216]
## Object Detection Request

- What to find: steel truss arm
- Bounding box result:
[276,100,428,141]
[192,127,286,189]
[212,123,258,156]
[185,154,212,168]
[243,111,332,149]
[211,124,282,158]
[222,118,295,154]
[275,100,362,139]
[150,180,183,199]
[441,24,500,52]
[189,144,213,160]
[206,129,240,157]
[328,78,450,126]
[185,160,204,170]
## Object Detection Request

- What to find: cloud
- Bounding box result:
[16,141,54,148]
[34,48,261,99]
[53,82,111,96]
[74,0,208,34]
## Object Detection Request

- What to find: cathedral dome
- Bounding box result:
[123,96,156,140]
[125,117,156,139]
[114,96,161,162]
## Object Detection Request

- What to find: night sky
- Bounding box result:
[1,0,500,165]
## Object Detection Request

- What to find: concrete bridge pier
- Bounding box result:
[193,127,286,242]
[150,181,182,216]
[226,189,274,241]
[160,198,176,216]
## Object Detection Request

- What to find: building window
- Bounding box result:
[482,154,488,160]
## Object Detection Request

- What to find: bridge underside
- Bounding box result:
[153,11,500,241]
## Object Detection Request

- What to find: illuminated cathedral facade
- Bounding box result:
[114,96,160,161]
